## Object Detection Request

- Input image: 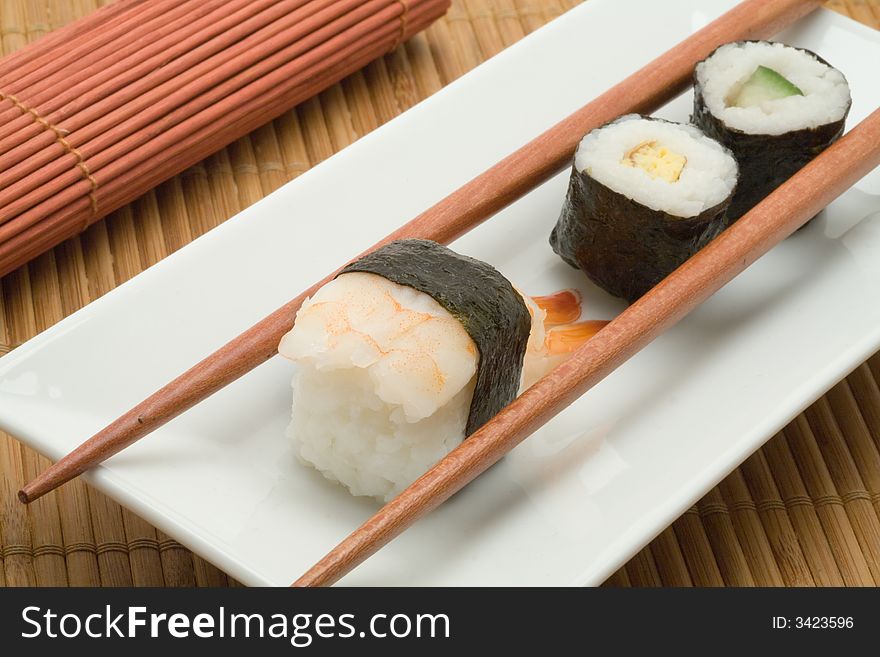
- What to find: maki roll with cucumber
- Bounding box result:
[550,115,738,303]
[693,41,851,222]
[278,239,606,501]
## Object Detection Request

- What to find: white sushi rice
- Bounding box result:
[575,115,738,218]
[695,41,850,135]
[279,272,479,502]
[289,366,474,502]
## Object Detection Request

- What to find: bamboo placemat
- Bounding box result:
[0,0,877,587]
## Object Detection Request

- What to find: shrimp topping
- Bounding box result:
[520,290,608,389]
[279,272,477,422]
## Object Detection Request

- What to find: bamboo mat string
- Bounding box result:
[827,378,880,508]
[717,471,786,585]
[392,0,411,49]
[1,0,879,588]
[0,90,100,221]
[698,489,757,586]
[804,398,880,580]
[738,450,817,585]
[784,416,875,585]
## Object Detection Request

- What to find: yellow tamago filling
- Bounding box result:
[622,141,686,182]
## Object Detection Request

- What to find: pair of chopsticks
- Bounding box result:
[15,0,879,585]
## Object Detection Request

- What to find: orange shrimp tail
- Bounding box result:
[532,289,583,325]
[546,320,609,354]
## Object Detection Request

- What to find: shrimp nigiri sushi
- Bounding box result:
[278,239,605,501]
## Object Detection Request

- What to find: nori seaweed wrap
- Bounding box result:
[341,239,531,435]
[550,115,738,303]
[692,41,851,223]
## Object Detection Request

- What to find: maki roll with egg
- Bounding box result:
[550,115,738,302]
[278,239,605,501]
[693,41,851,222]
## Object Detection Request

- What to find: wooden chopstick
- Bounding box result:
[293,107,880,587]
[17,0,821,504]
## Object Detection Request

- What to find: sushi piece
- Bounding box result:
[549,114,738,302]
[693,41,851,222]
[278,239,605,501]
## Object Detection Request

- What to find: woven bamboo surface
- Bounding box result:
[0,0,877,587]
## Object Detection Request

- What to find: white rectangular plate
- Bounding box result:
[1,0,878,586]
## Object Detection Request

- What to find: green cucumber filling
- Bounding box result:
[729,65,804,108]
